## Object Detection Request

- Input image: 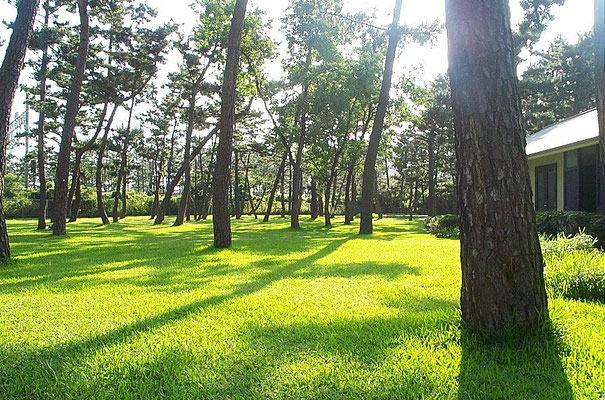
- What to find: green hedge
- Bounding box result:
[425,214,459,238]
[536,211,605,246]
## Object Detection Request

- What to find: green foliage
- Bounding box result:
[542,232,605,303]
[536,211,605,246]
[519,33,595,133]
[425,214,459,238]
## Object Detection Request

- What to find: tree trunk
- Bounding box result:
[68,102,108,220]
[344,167,353,224]
[175,87,198,226]
[0,0,39,256]
[446,0,548,330]
[212,0,248,248]
[310,178,318,219]
[427,131,437,216]
[112,97,135,223]
[596,0,605,183]
[324,182,331,227]
[52,0,89,236]
[264,151,287,222]
[96,104,119,225]
[359,0,402,235]
[155,128,217,224]
[234,149,242,219]
[37,1,50,230]
[280,164,286,217]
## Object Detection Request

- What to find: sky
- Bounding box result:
[0,0,596,157]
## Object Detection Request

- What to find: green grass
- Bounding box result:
[0,216,603,399]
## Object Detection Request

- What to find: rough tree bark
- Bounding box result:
[0,0,40,257]
[211,0,248,248]
[446,0,548,330]
[359,0,402,234]
[596,0,605,179]
[52,0,89,235]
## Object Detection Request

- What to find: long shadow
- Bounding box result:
[0,236,354,398]
[458,326,574,399]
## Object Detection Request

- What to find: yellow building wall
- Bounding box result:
[528,152,565,211]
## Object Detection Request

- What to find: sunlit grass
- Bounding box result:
[0,216,602,399]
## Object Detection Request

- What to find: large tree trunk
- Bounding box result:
[96,104,119,225]
[446,0,548,330]
[36,2,50,230]
[597,0,605,182]
[52,0,89,236]
[263,151,287,222]
[174,87,198,226]
[212,0,248,248]
[0,0,39,257]
[359,0,402,234]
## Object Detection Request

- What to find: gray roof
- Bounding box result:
[526,109,599,157]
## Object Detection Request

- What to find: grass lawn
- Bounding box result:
[0,216,603,399]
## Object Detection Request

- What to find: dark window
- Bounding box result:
[536,163,557,211]
[565,150,579,210]
[579,146,597,212]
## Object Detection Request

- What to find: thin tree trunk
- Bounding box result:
[344,167,353,224]
[427,131,437,216]
[156,128,217,224]
[36,1,50,230]
[96,104,119,225]
[446,0,548,330]
[212,0,248,248]
[359,0,402,234]
[310,178,318,219]
[596,0,605,184]
[234,149,242,219]
[112,97,135,222]
[291,50,312,229]
[264,151,287,222]
[52,0,89,236]
[281,164,286,217]
[174,87,198,226]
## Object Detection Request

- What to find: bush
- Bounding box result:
[536,211,605,247]
[425,214,459,238]
[542,232,605,303]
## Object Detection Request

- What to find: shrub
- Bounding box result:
[536,211,605,247]
[425,214,459,238]
[541,232,605,303]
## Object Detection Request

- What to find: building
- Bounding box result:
[526,108,603,212]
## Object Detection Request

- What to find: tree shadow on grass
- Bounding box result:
[0,236,356,398]
[458,325,574,399]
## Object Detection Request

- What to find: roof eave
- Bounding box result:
[527,137,599,160]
